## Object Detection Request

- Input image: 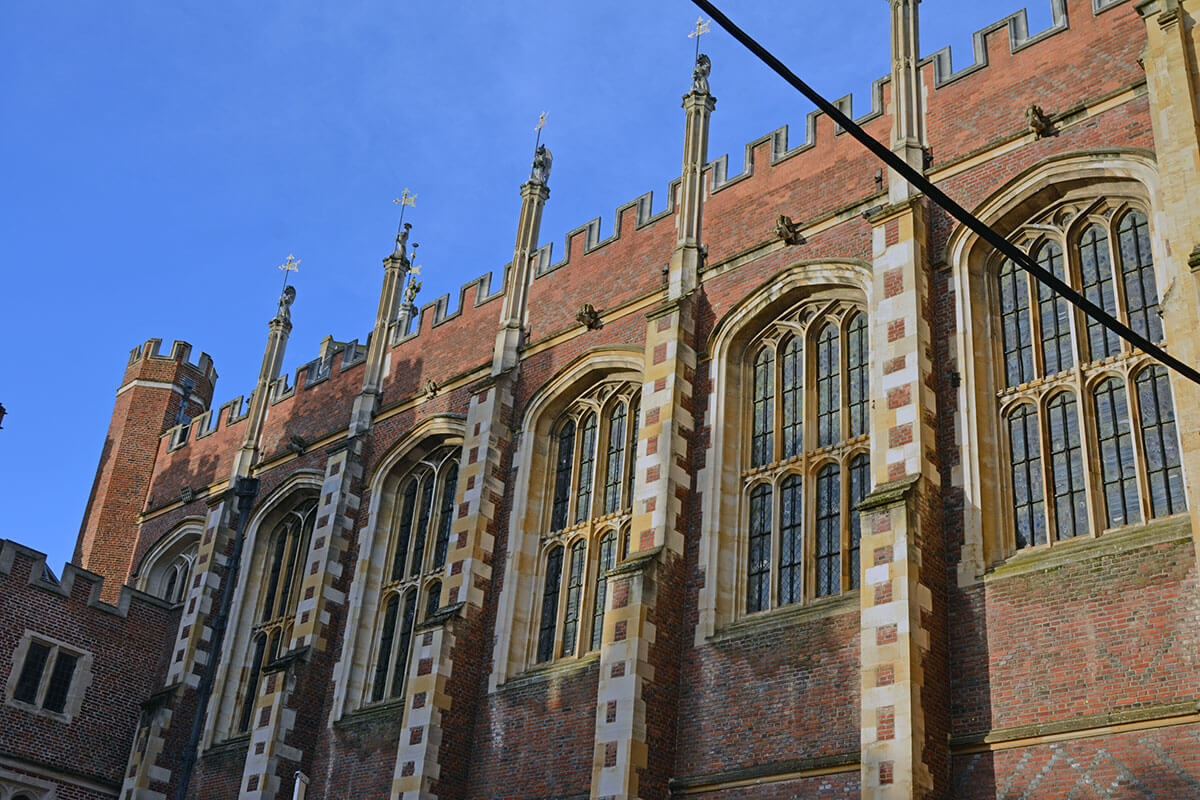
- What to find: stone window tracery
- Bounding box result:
[534,381,639,664]
[996,201,1186,555]
[238,497,316,732]
[742,299,871,615]
[367,446,459,705]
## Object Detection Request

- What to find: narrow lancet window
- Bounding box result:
[575,413,597,524]
[999,260,1034,386]
[536,546,563,663]
[1135,367,1186,518]
[390,590,417,698]
[390,481,418,581]
[1036,243,1073,374]
[432,463,458,570]
[1117,211,1162,343]
[1008,405,1045,549]
[816,324,840,447]
[848,453,870,589]
[782,338,803,458]
[591,531,617,650]
[1079,225,1121,360]
[560,540,586,656]
[752,348,775,467]
[1093,379,1140,529]
[814,464,841,597]
[1047,393,1088,539]
[746,484,772,613]
[371,595,399,702]
[551,421,575,531]
[778,475,803,606]
[603,404,627,514]
[847,313,868,438]
[408,478,434,578]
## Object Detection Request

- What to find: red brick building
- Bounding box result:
[4,1,1200,798]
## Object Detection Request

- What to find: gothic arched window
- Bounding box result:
[367,446,460,705]
[996,200,1184,556]
[239,497,317,731]
[534,380,639,664]
[741,298,870,614]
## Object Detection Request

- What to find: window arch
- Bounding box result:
[532,378,640,665]
[366,445,460,706]
[994,198,1184,556]
[739,296,871,615]
[238,497,317,732]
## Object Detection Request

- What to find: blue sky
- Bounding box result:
[0,0,1056,574]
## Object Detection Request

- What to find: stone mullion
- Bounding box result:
[589,300,694,800]
[860,197,942,799]
[238,440,362,800]
[391,377,511,799]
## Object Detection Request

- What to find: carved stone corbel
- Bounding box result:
[775,214,807,246]
[576,303,603,330]
[1026,104,1056,139]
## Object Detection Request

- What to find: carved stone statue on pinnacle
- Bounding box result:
[531,145,553,185]
[692,53,711,94]
[276,285,296,323]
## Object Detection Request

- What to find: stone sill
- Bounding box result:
[669,751,858,794]
[333,697,407,729]
[708,590,859,644]
[983,514,1191,583]
[203,732,250,758]
[950,698,1200,750]
[496,652,601,693]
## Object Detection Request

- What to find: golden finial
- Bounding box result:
[278,254,300,296]
[689,16,710,60]
[394,188,417,207]
[535,111,548,132]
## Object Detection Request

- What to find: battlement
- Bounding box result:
[125,337,217,384]
[0,539,175,619]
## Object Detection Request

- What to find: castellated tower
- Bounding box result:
[74,338,215,602]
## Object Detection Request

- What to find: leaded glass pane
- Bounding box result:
[239,634,267,732]
[746,484,772,613]
[13,641,49,705]
[1047,393,1089,539]
[390,481,418,581]
[999,260,1035,386]
[782,338,803,458]
[591,531,617,650]
[848,453,870,590]
[1117,211,1163,343]
[1036,242,1073,374]
[42,651,77,713]
[551,420,575,531]
[752,348,775,467]
[1079,225,1121,360]
[425,581,441,621]
[371,594,399,702]
[408,478,434,578]
[561,541,586,656]
[576,413,597,523]
[816,324,840,447]
[1093,380,1140,529]
[815,464,841,597]
[847,313,869,438]
[1136,367,1186,518]
[778,475,803,606]
[626,401,639,507]
[432,464,458,570]
[1008,405,1046,549]
[536,547,563,663]
[390,590,417,698]
[603,403,627,514]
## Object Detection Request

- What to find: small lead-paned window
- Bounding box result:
[1093,379,1140,529]
[999,260,1035,386]
[560,540,586,657]
[848,453,870,589]
[551,421,575,531]
[781,338,803,458]
[408,478,434,578]
[391,481,419,581]
[425,581,441,621]
[1036,242,1073,375]
[575,414,597,524]
[11,638,84,717]
[1008,404,1045,550]
[847,313,869,438]
[591,531,617,651]
[41,651,78,714]
[371,595,399,702]
[537,546,564,663]
[1136,367,1187,519]
[815,324,840,447]
[1078,225,1121,361]
[746,484,772,613]
[814,464,841,598]
[603,404,627,515]
[1046,393,1089,539]
[13,641,50,705]
[777,475,803,606]
[1117,211,1162,343]
[390,590,418,699]
[432,463,458,570]
[751,348,775,466]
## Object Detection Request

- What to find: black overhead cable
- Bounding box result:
[688,0,1200,387]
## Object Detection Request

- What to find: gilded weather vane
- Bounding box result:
[393,188,417,250]
[689,16,710,61]
[530,111,553,184]
[278,253,300,295]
